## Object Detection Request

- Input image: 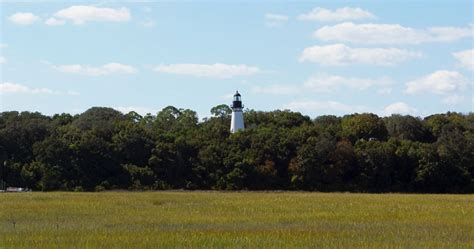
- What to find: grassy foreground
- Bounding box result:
[1,192,473,248]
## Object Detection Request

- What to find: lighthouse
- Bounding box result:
[230,91,245,133]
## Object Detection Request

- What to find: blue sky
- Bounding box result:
[0,1,473,119]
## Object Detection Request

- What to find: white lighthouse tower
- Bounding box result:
[230,91,245,133]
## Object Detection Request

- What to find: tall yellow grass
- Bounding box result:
[1,192,473,248]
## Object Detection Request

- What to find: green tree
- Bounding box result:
[341,113,388,142]
[293,133,337,190]
[384,115,432,142]
[0,108,472,193]
[354,140,396,192]
[210,104,232,119]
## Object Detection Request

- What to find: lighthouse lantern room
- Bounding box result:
[230,91,245,133]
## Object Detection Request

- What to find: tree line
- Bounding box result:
[0,105,473,193]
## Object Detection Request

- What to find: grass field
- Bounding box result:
[1,191,473,248]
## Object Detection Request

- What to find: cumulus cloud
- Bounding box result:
[220,93,235,101]
[303,74,392,92]
[383,102,417,115]
[284,100,420,116]
[299,44,421,66]
[313,22,473,44]
[453,49,474,70]
[115,106,158,116]
[1,44,7,64]
[251,84,300,95]
[8,12,41,25]
[283,100,370,114]
[377,88,392,95]
[140,19,155,28]
[298,7,375,22]
[265,13,289,27]
[428,26,474,42]
[53,63,137,76]
[406,70,469,95]
[442,94,465,105]
[0,82,79,95]
[54,5,131,24]
[153,63,261,78]
[45,17,65,26]
[250,74,392,95]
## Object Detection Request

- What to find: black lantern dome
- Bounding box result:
[232,91,242,109]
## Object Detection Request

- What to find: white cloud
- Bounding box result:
[66,90,80,96]
[265,13,289,27]
[283,100,370,114]
[141,19,155,28]
[115,106,158,116]
[453,49,474,70]
[251,84,300,95]
[383,102,417,115]
[442,94,465,105]
[377,88,392,95]
[250,74,393,95]
[153,63,261,78]
[220,93,235,101]
[428,27,474,42]
[298,7,375,22]
[0,82,79,95]
[283,101,426,116]
[284,100,420,116]
[313,22,473,44]
[0,83,29,93]
[8,12,41,25]
[1,44,7,64]
[299,44,421,66]
[53,63,137,76]
[406,70,469,95]
[54,5,131,25]
[45,17,65,26]
[303,74,392,92]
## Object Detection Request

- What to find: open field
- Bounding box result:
[1,192,473,248]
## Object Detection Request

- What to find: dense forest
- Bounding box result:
[0,106,473,193]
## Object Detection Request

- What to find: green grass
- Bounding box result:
[1,191,473,248]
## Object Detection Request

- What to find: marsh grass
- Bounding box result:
[1,192,473,248]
